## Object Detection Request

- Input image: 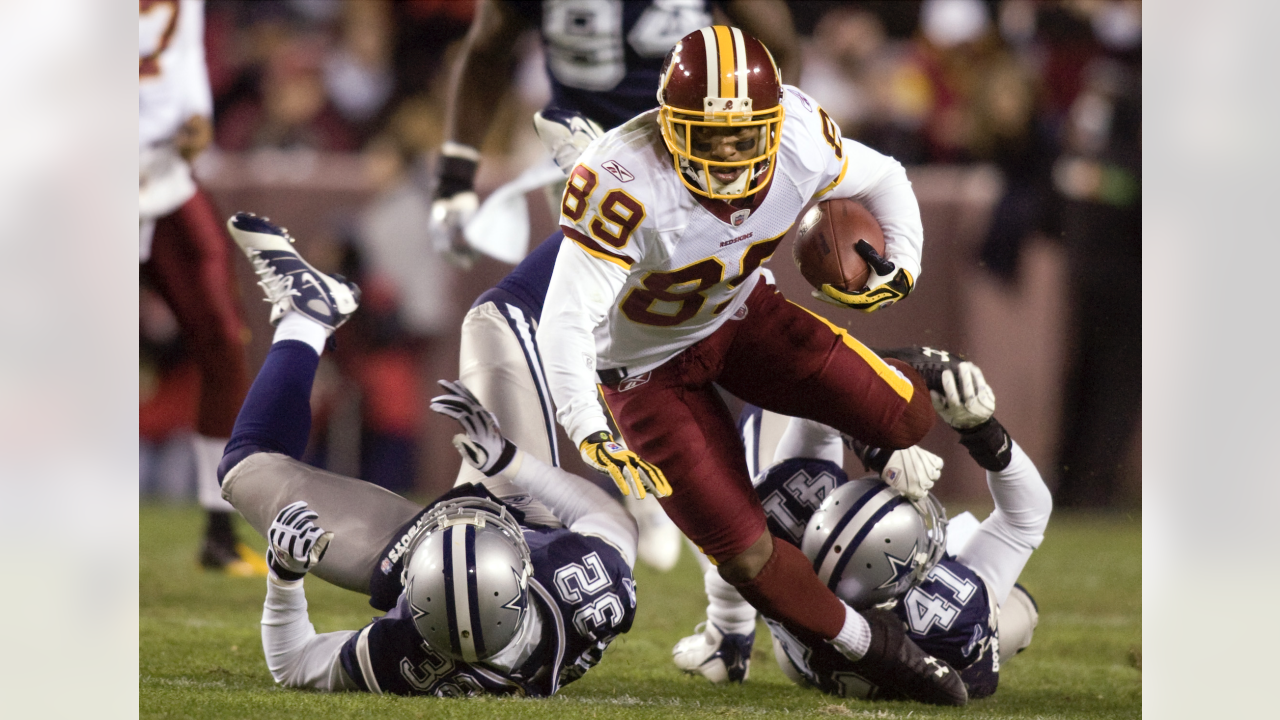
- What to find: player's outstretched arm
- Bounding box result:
[537,239,670,503]
[431,0,530,267]
[431,380,640,566]
[260,503,359,691]
[927,361,1053,607]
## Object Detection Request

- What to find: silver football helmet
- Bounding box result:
[402,497,534,663]
[801,478,947,609]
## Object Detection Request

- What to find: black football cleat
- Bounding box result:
[874,346,966,395]
[849,609,968,706]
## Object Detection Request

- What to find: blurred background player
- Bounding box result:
[676,350,1049,701]
[428,0,802,573]
[140,0,261,575]
[219,213,639,696]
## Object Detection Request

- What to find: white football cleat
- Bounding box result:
[625,494,682,572]
[673,621,755,683]
[227,212,360,330]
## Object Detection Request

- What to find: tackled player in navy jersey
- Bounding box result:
[674,348,1050,701]
[216,214,639,697]
[427,0,801,574]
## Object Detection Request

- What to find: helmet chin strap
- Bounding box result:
[678,156,769,199]
[483,595,543,672]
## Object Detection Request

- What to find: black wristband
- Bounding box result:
[957,418,1013,472]
[484,440,518,477]
[846,437,891,473]
[267,550,306,582]
[435,154,478,199]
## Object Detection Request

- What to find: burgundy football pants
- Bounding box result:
[142,186,250,438]
[600,279,932,640]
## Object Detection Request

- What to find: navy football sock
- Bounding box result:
[218,340,319,481]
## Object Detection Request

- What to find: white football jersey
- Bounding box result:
[539,86,924,443]
[139,0,212,148]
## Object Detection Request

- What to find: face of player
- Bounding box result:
[689,125,762,184]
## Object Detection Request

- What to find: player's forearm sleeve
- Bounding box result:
[503,449,639,566]
[828,138,924,282]
[955,442,1053,606]
[536,239,627,444]
[182,0,213,120]
[261,576,359,692]
[772,416,845,466]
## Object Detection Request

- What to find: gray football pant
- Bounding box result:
[222,298,565,592]
[222,452,422,594]
[450,298,562,529]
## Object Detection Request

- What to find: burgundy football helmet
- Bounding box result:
[657,26,785,200]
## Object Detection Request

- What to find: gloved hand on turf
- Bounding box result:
[267,501,333,581]
[428,143,481,269]
[579,431,671,499]
[931,362,996,430]
[814,241,914,312]
[430,379,517,477]
[845,438,942,501]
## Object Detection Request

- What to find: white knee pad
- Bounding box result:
[998,584,1039,659]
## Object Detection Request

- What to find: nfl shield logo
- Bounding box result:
[731,209,750,226]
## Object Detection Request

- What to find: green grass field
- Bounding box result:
[141,503,1140,719]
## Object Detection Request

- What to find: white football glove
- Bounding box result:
[930,361,996,430]
[533,109,605,175]
[429,191,480,269]
[266,501,333,581]
[880,446,943,501]
[429,379,517,477]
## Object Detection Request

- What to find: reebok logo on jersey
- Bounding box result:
[720,231,753,248]
[618,372,651,391]
[601,160,634,183]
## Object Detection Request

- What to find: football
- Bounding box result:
[792,198,886,292]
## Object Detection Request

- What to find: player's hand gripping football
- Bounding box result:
[931,362,996,430]
[816,240,914,312]
[579,431,671,499]
[266,501,333,581]
[430,379,517,477]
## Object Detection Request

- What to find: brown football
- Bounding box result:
[792,198,886,292]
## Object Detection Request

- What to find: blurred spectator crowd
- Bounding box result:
[142,0,1140,507]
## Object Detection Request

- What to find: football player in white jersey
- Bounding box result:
[536,27,966,705]
[139,0,261,575]
[431,0,802,574]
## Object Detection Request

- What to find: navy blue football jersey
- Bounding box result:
[752,458,1002,699]
[342,491,636,697]
[753,457,847,546]
[893,558,999,698]
[507,0,714,129]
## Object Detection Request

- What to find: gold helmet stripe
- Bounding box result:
[731,26,749,100]
[699,27,718,101]
[713,25,735,98]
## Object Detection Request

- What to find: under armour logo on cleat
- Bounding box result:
[923,657,950,677]
[920,347,950,361]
